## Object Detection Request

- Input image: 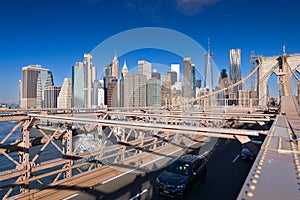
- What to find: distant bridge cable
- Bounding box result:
[173,59,263,106]
[286,61,300,83]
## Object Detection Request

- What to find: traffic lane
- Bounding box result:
[68,139,252,200]
[190,139,253,200]
[152,139,253,200]
[68,137,207,200]
[68,168,163,200]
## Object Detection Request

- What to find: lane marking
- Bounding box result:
[129,189,148,200]
[232,154,240,163]
[101,147,184,184]
[62,193,79,200]
[101,139,206,185]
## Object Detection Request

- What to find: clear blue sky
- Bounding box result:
[0,0,299,103]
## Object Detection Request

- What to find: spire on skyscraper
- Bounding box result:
[122,60,128,77]
[208,37,210,53]
[122,60,128,69]
[204,38,213,90]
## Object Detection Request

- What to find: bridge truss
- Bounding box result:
[0,108,270,199]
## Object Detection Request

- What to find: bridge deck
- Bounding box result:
[238,97,300,199]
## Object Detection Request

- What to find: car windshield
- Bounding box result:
[166,160,191,175]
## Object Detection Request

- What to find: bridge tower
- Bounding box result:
[257,53,300,106]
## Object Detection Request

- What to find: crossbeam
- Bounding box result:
[29,114,265,137]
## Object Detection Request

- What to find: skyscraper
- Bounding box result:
[171,64,180,82]
[120,61,128,107]
[107,79,118,107]
[72,62,85,108]
[195,79,202,88]
[112,53,119,79]
[19,80,22,108]
[57,78,72,108]
[167,71,177,85]
[124,74,147,107]
[121,61,128,78]
[21,65,53,109]
[138,60,152,80]
[103,55,122,107]
[151,69,161,80]
[37,70,54,108]
[44,86,61,108]
[97,80,105,107]
[147,78,161,106]
[204,39,213,90]
[183,58,195,98]
[229,49,242,93]
[84,53,96,108]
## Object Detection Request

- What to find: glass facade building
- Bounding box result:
[72,62,85,108]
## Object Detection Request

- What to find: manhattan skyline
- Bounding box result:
[1,0,300,103]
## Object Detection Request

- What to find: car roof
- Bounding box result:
[177,155,201,163]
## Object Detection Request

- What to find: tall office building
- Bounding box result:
[72,62,85,108]
[124,74,147,107]
[57,78,72,108]
[171,64,180,82]
[229,49,242,93]
[147,78,161,106]
[167,71,177,85]
[120,61,128,107]
[138,60,152,80]
[218,69,229,85]
[192,64,196,95]
[162,73,171,85]
[97,80,105,107]
[195,79,202,89]
[84,53,96,108]
[103,55,121,107]
[161,82,171,106]
[183,58,195,98]
[204,39,214,90]
[121,61,128,78]
[21,65,53,109]
[44,86,61,108]
[120,80,124,107]
[107,79,118,107]
[103,63,113,95]
[112,53,119,79]
[37,71,54,108]
[151,69,160,80]
[19,80,22,108]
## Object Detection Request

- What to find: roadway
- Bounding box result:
[64,138,254,200]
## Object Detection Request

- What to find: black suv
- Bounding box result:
[155,155,207,198]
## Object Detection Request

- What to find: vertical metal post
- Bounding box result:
[96,125,103,168]
[65,129,73,178]
[298,84,300,105]
[20,119,32,194]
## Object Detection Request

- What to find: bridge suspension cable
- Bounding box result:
[172,59,262,107]
[286,60,300,83]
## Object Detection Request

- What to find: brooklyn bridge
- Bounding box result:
[1,53,300,199]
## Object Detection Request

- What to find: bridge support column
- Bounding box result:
[258,63,269,106]
[20,118,35,194]
[64,129,73,178]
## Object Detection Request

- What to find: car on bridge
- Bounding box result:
[155,155,207,198]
